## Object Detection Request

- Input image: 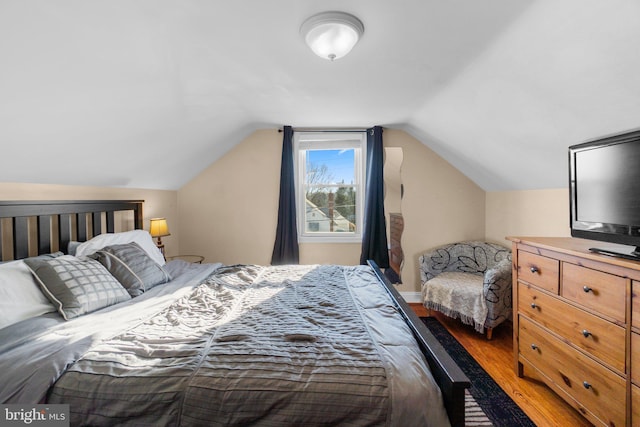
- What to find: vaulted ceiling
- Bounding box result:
[1,1,639,191]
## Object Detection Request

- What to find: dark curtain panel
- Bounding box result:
[360,126,390,267]
[271,126,299,265]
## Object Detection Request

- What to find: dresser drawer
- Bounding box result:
[562,263,626,323]
[517,250,559,293]
[519,317,626,427]
[633,384,640,427]
[518,283,626,373]
[633,280,640,331]
[633,332,640,385]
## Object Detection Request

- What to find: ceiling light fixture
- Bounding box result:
[300,11,364,61]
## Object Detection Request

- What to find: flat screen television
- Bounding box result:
[569,129,640,260]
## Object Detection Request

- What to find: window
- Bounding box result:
[294,131,366,243]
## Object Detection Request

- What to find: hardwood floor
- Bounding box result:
[409,304,592,427]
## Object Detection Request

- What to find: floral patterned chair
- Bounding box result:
[419,241,512,339]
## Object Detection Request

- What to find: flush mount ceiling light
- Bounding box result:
[300,11,364,61]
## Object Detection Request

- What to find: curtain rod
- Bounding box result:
[277,127,371,133]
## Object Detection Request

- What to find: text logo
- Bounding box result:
[1,405,69,427]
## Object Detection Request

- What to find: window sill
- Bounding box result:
[299,236,362,244]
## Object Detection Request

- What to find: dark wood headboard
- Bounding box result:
[0,200,143,261]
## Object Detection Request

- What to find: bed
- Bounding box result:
[0,200,469,426]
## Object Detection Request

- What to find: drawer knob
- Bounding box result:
[582,329,592,338]
[530,266,539,274]
[583,285,593,293]
[583,381,592,389]
[530,344,539,350]
[530,302,538,309]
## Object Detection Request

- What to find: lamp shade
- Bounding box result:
[149,218,170,238]
[300,11,364,61]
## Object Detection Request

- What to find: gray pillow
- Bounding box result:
[29,251,65,260]
[67,241,81,256]
[89,242,172,297]
[24,255,131,320]
[0,251,64,265]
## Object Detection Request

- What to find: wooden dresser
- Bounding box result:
[509,237,640,427]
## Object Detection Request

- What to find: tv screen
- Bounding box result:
[569,129,640,259]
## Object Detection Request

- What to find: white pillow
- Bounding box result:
[0,260,56,330]
[74,230,165,266]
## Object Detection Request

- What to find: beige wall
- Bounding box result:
[383,129,486,292]
[0,183,179,256]
[177,130,282,266]
[485,188,571,246]
[177,129,486,292]
[0,134,571,294]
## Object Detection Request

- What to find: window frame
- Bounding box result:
[293,131,367,243]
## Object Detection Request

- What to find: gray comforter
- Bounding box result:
[1,263,449,427]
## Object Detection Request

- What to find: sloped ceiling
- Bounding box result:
[1,0,639,191]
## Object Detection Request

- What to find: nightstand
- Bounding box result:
[166,255,204,264]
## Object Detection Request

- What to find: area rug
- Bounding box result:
[421,317,535,427]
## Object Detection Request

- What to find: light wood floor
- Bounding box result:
[409,304,592,427]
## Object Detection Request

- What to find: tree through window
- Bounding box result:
[294,132,366,242]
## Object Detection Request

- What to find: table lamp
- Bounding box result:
[149,218,170,256]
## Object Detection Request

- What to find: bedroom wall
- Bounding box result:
[176,130,282,267]
[0,147,570,295]
[177,129,486,293]
[0,183,179,256]
[0,145,570,295]
[485,188,571,245]
[382,129,486,292]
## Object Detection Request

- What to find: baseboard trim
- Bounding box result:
[400,291,422,303]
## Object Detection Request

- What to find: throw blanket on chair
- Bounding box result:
[420,241,512,333]
[422,271,487,332]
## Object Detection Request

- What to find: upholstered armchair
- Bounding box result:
[419,241,512,339]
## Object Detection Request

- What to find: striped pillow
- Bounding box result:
[89,242,172,297]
